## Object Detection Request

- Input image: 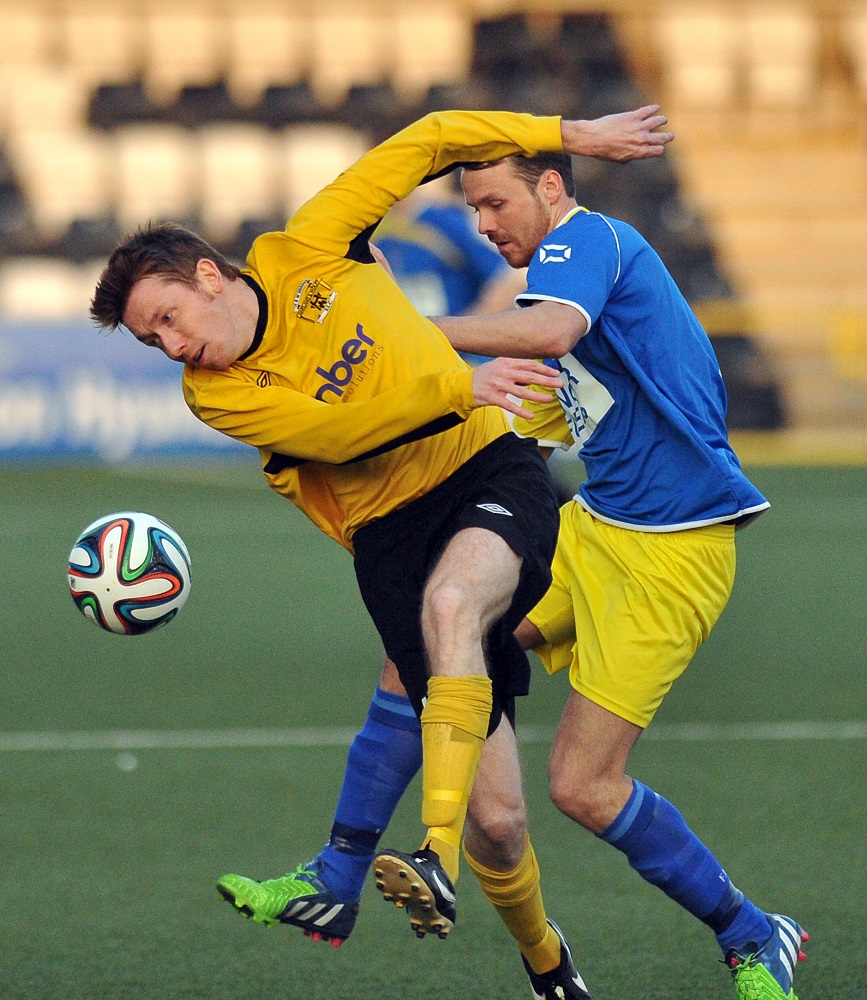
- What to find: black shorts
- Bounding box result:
[353,432,560,734]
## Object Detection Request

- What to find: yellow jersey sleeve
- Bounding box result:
[183,109,568,550]
[184,369,476,465]
[286,111,564,257]
[184,365,476,464]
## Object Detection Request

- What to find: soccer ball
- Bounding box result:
[67,511,191,635]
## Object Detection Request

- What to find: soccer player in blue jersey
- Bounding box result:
[437,151,809,1000]
[279,147,810,1000]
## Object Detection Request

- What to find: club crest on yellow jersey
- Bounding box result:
[294,278,338,323]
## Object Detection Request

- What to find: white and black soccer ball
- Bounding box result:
[67,511,191,635]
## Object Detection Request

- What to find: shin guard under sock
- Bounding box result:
[420,675,492,880]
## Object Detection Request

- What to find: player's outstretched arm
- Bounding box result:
[562,105,674,163]
[471,358,562,420]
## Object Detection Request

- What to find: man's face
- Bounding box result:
[461,160,552,269]
[123,266,246,371]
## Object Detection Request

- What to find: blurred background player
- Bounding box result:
[374,176,526,365]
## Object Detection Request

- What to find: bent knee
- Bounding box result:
[466,803,528,866]
[422,580,478,635]
[549,772,611,832]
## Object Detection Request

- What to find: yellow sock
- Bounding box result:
[419,675,492,882]
[464,836,561,975]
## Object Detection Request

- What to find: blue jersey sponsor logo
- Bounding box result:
[550,355,614,450]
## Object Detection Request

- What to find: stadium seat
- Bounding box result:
[60,5,143,90]
[0,190,32,255]
[470,14,539,92]
[196,125,280,242]
[415,79,496,117]
[0,256,91,319]
[0,65,90,137]
[672,245,734,302]
[111,125,198,231]
[276,124,369,213]
[559,13,630,88]
[710,333,787,429]
[472,15,537,82]
[0,5,54,69]
[308,6,393,107]
[170,82,241,128]
[6,129,113,245]
[332,83,407,140]
[225,214,289,260]
[655,4,740,108]
[56,216,123,263]
[841,5,867,102]
[832,311,867,384]
[624,150,681,203]
[392,8,472,102]
[490,72,581,118]
[251,81,326,130]
[226,8,309,109]
[744,4,818,107]
[468,11,634,118]
[141,2,226,106]
[89,80,159,129]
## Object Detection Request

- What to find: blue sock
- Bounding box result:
[316,687,422,901]
[600,780,771,955]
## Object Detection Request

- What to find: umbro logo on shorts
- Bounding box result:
[476,503,513,516]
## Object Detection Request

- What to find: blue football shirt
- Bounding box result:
[516,208,769,530]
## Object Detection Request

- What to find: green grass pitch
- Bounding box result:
[1,462,864,999]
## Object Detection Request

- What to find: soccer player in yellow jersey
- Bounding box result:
[91,105,672,998]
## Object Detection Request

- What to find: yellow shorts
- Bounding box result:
[528,502,736,728]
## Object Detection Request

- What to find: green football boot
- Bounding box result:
[725,914,809,1000]
[217,861,359,946]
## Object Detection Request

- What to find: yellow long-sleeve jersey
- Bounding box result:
[183,110,564,551]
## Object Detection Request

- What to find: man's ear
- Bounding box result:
[540,169,565,205]
[195,258,224,294]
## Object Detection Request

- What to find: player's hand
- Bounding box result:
[471,358,562,419]
[562,105,674,163]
